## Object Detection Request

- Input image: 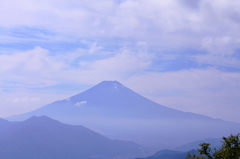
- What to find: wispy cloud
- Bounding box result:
[11,97,41,102]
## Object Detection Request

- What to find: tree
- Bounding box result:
[187,134,240,159]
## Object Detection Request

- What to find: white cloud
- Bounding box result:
[192,36,240,68]
[1,0,240,59]
[0,0,239,67]
[201,36,240,56]
[0,47,68,88]
[89,48,152,78]
[88,42,103,54]
[74,101,87,107]
[0,47,61,72]
[195,54,240,69]
[65,97,71,102]
[0,0,239,38]
[12,97,40,102]
[0,42,153,87]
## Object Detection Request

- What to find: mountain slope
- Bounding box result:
[6,81,240,150]
[0,116,143,159]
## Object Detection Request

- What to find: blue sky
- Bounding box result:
[1,0,240,122]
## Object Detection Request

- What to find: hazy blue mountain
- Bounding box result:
[0,118,10,127]
[6,81,240,150]
[135,149,199,159]
[148,149,183,157]
[8,81,212,120]
[0,118,11,134]
[175,138,222,152]
[0,116,144,159]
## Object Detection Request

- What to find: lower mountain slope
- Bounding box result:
[0,116,144,159]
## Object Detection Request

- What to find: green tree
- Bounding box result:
[187,134,240,159]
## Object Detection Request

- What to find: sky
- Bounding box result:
[0,0,240,123]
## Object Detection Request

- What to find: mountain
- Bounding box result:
[0,118,11,134]
[175,138,222,152]
[6,81,240,150]
[8,81,208,119]
[0,116,144,159]
[135,149,199,159]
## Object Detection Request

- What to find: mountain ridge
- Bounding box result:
[0,116,144,159]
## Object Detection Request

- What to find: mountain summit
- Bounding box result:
[6,81,240,150]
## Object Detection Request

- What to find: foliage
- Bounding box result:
[186,134,240,159]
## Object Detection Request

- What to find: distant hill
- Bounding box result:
[135,149,199,159]
[0,116,144,159]
[175,138,222,152]
[6,81,240,150]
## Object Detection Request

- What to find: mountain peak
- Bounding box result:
[25,115,53,121]
[23,116,60,125]
[98,80,123,88]
[87,80,125,92]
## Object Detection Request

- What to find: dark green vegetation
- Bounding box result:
[0,116,144,159]
[187,134,240,159]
